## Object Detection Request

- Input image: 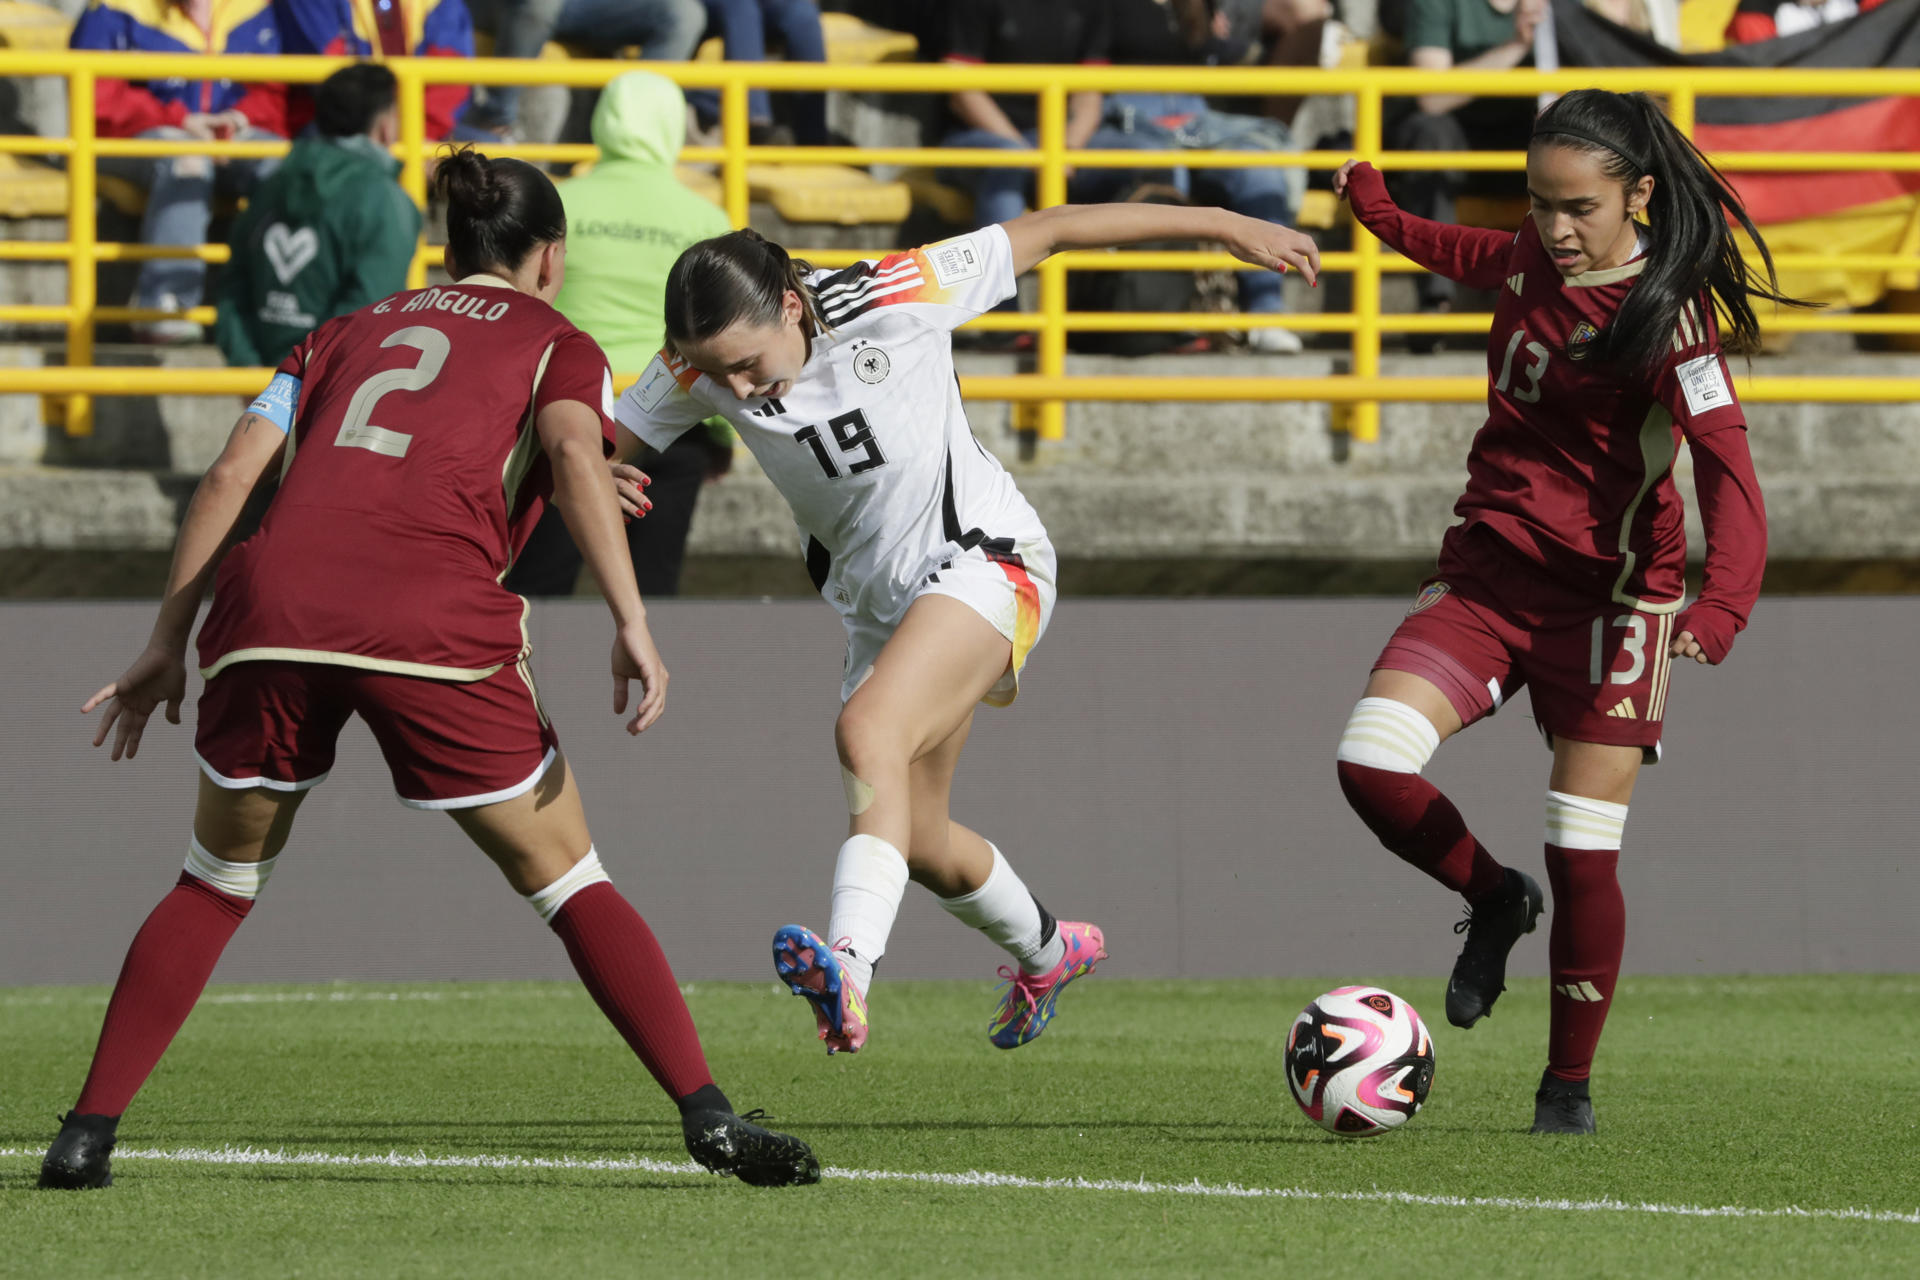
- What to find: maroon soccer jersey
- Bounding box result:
[1347,163,1766,644]
[198,277,615,680]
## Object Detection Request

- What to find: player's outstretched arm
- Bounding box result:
[538,399,669,735]
[1332,159,1513,292]
[1001,203,1320,285]
[83,410,286,760]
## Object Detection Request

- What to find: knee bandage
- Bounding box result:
[1336,697,1441,774]
[184,835,278,900]
[1545,791,1629,851]
[525,848,612,923]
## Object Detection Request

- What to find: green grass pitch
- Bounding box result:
[6,976,1918,1277]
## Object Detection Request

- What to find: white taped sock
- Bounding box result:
[826,835,909,992]
[1337,697,1442,774]
[938,843,1064,976]
[184,835,278,900]
[1545,791,1629,851]
[525,848,612,924]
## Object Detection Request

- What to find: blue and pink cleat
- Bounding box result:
[987,921,1107,1049]
[773,924,870,1055]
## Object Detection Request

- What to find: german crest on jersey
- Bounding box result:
[1567,321,1600,361]
[1407,582,1449,616]
[854,344,891,384]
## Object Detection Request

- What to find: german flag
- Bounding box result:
[1552,0,1920,225]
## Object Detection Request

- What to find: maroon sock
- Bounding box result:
[1338,761,1507,901]
[548,882,715,1102]
[1544,845,1626,1083]
[75,872,253,1116]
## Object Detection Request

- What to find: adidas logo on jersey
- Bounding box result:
[1507,273,1524,296]
[1606,697,1638,720]
[1555,981,1605,1003]
[749,398,787,418]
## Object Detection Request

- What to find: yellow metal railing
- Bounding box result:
[5,54,1920,441]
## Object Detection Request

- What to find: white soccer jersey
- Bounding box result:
[616,224,1049,627]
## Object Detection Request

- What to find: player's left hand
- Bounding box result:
[1221,216,1320,288]
[1669,630,1711,665]
[82,644,187,761]
[611,463,653,521]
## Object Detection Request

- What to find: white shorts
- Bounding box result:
[840,536,1057,706]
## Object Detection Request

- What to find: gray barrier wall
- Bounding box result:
[1,597,1912,986]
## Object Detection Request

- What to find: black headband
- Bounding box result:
[1533,124,1649,176]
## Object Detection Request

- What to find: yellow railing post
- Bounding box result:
[1035,83,1069,443]
[723,74,751,228]
[1349,84,1382,444]
[1667,84,1696,138]
[64,68,96,437]
[398,62,428,289]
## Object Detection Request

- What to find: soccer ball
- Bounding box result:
[1286,985,1435,1137]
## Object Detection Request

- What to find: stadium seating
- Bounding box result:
[0,0,67,50]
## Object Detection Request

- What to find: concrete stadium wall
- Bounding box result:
[1,596,1913,987]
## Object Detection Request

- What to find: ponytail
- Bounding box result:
[1531,89,1813,376]
[663,228,827,355]
[432,144,566,281]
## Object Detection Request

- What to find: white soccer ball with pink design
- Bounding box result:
[1286,985,1435,1137]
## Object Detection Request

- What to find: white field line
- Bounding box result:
[3,1144,1916,1227]
[0,988,595,1008]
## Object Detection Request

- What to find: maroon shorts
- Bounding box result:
[1374,531,1678,760]
[195,659,560,809]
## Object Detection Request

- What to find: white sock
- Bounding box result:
[938,843,1064,975]
[184,835,278,900]
[1545,791,1629,851]
[826,835,909,993]
[524,848,611,924]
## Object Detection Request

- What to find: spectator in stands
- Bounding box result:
[937,0,1122,231]
[274,0,493,141]
[504,71,734,598]
[686,0,829,146]
[462,0,706,138]
[1725,0,1884,43]
[212,65,421,369]
[1388,0,1542,326]
[72,0,288,343]
[1090,0,1307,352]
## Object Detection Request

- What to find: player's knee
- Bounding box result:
[833,702,903,777]
[1335,697,1440,775]
[182,834,279,907]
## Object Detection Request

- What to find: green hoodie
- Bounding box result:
[556,72,731,376]
[214,133,421,369]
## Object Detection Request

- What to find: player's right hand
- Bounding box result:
[611,619,668,735]
[1331,159,1362,201]
[82,644,187,761]
[611,462,653,522]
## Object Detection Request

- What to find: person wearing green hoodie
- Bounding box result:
[212,64,422,369]
[505,71,735,599]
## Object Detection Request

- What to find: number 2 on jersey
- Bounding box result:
[1495,328,1549,404]
[335,326,450,458]
[795,409,887,479]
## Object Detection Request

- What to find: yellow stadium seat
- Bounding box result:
[900,167,974,226]
[0,153,66,217]
[1298,189,1342,230]
[747,163,910,224]
[696,12,916,65]
[0,0,70,49]
[820,12,917,65]
[676,164,723,207]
